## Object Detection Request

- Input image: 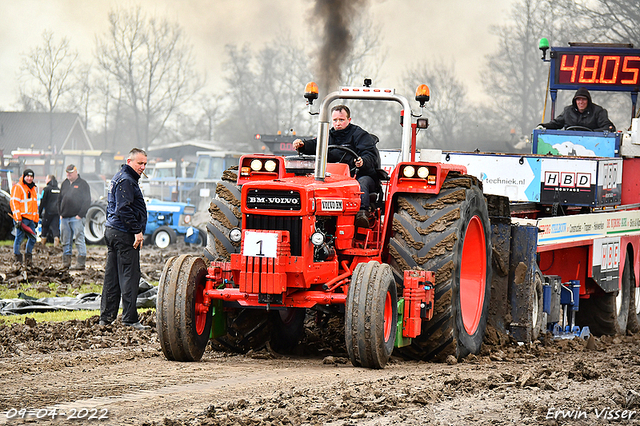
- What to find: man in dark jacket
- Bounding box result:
[38,175,61,246]
[59,164,92,270]
[540,87,615,132]
[293,105,381,228]
[100,148,150,331]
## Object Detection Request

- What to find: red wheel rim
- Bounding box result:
[195,281,207,335]
[460,215,486,335]
[383,290,392,342]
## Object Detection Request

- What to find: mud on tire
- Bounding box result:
[205,166,241,261]
[345,261,398,369]
[157,255,213,362]
[388,173,492,361]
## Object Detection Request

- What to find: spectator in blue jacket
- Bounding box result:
[100,148,150,331]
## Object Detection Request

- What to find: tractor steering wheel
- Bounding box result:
[328,145,360,175]
[565,125,593,132]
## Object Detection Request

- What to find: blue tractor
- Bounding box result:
[84,198,204,248]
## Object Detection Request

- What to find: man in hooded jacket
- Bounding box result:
[10,169,39,266]
[39,174,61,246]
[540,87,615,132]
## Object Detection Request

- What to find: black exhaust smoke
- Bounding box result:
[311,0,368,95]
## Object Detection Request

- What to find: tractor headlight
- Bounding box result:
[417,166,429,179]
[184,214,191,224]
[310,231,325,246]
[264,159,277,172]
[250,159,263,171]
[403,165,415,178]
[229,228,242,243]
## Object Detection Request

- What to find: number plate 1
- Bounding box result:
[242,231,278,258]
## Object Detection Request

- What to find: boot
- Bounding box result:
[24,253,32,267]
[53,237,60,247]
[71,256,86,271]
[14,253,23,265]
[62,254,72,269]
[355,210,370,229]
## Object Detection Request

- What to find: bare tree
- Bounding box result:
[19,30,79,149]
[575,0,640,45]
[402,60,469,150]
[19,30,79,113]
[219,36,314,143]
[483,0,587,136]
[95,6,203,150]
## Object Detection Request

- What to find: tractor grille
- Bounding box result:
[246,189,301,211]
[245,214,303,256]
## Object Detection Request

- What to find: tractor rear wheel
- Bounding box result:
[578,253,631,335]
[205,166,241,261]
[157,254,212,361]
[345,261,398,369]
[388,173,492,361]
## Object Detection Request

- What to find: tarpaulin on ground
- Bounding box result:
[0,280,157,315]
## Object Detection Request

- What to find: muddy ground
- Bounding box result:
[1,244,640,425]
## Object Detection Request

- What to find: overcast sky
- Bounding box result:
[0,0,513,111]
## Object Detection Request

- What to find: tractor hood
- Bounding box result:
[240,173,362,216]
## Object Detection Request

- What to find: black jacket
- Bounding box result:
[300,123,380,181]
[542,87,615,132]
[59,175,92,218]
[39,178,60,216]
[105,164,147,234]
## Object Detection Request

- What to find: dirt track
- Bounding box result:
[1,244,640,425]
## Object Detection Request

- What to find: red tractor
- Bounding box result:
[157,82,492,368]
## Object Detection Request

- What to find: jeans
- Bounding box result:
[14,218,37,255]
[61,216,86,256]
[101,227,141,325]
[358,175,378,210]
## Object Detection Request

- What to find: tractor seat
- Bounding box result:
[326,163,351,177]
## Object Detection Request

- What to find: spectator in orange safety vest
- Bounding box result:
[10,169,39,266]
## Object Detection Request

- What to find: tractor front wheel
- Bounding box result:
[345,261,398,369]
[157,255,212,361]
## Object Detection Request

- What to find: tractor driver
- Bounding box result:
[538,87,615,132]
[293,104,380,229]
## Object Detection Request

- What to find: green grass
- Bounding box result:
[0,280,158,325]
[0,308,155,326]
[0,240,14,246]
[0,282,104,300]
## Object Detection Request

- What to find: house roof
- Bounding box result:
[0,112,93,154]
[147,138,264,161]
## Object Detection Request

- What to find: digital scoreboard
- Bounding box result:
[550,46,640,92]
